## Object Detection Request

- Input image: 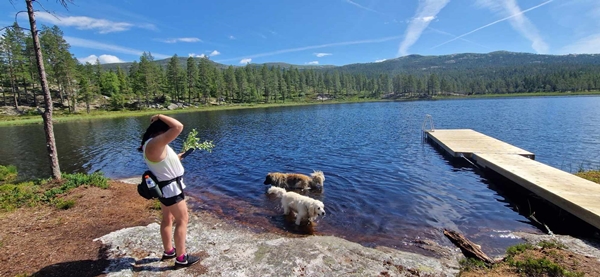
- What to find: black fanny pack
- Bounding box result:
[138,170,184,200]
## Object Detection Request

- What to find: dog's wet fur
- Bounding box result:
[263,171,325,191]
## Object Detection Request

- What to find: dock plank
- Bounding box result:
[425,129,534,158]
[473,153,600,230]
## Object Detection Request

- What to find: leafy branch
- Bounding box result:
[182,129,214,153]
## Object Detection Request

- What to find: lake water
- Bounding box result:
[2,96,600,255]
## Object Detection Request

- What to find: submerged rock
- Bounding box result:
[95,212,460,276]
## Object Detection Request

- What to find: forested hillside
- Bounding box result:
[2,23,600,113]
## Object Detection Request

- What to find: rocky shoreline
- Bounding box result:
[100,178,600,276]
[3,177,598,276]
[95,211,461,277]
[106,177,462,276]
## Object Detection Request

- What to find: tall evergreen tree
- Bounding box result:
[25,0,74,180]
[224,65,237,102]
[186,57,198,104]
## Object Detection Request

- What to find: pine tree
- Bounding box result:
[235,67,248,102]
[166,55,181,102]
[224,65,237,102]
[24,0,74,180]
[78,62,94,114]
[197,57,213,104]
[0,22,28,110]
[186,57,198,104]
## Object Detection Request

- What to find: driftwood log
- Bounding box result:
[443,229,494,264]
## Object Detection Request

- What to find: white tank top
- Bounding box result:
[143,138,186,198]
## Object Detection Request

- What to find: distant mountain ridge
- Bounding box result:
[100,57,335,71]
[101,51,600,75]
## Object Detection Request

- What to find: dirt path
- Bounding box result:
[0,181,158,277]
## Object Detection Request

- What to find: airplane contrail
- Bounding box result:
[217,35,402,63]
[431,0,553,50]
[427,27,491,50]
[344,0,384,14]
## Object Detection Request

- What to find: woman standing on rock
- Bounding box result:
[139,114,200,269]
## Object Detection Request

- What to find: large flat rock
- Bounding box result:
[95,212,460,277]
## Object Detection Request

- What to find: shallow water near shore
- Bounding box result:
[2,96,600,256]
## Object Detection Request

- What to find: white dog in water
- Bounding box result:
[267,186,326,225]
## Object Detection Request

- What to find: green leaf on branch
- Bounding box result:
[182,129,215,153]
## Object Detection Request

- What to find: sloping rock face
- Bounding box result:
[95,213,460,276]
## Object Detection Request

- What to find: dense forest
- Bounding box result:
[2,23,600,113]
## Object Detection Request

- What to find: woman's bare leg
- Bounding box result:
[163,199,189,257]
[160,204,175,252]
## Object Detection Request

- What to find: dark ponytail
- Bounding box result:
[138,119,170,152]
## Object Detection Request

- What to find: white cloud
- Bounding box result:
[476,0,549,54]
[229,35,236,40]
[240,58,252,64]
[419,16,436,22]
[375,59,387,63]
[64,36,170,59]
[78,54,125,64]
[158,37,201,43]
[78,55,99,64]
[137,23,158,31]
[398,0,451,56]
[307,61,319,65]
[209,50,221,57]
[315,53,332,57]
[217,35,401,62]
[189,53,206,58]
[344,0,383,14]
[34,12,134,34]
[432,0,552,51]
[561,33,600,54]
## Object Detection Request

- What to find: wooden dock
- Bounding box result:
[424,129,534,159]
[424,129,600,230]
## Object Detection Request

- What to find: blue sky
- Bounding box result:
[2,0,599,66]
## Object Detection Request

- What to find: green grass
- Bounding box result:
[42,172,108,200]
[538,240,566,250]
[506,243,535,256]
[54,199,76,210]
[575,170,600,184]
[460,241,582,276]
[150,199,162,210]
[509,257,583,277]
[504,242,582,277]
[0,181,43,211]
[0,168,109,212]
[459,258,490,272]
[0,165,18,184]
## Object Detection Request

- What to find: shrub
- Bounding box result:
[55,199,75,210]
[0,165,18,184]
[0,171,108,212]
[506,243,535,256]
[459,258,489,272]
[0,181,42,212]
[509,257,583,277]
[538,240,566,250]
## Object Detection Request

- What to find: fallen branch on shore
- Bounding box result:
[443,229,494,264]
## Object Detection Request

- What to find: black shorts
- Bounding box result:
[159,192,185,207]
